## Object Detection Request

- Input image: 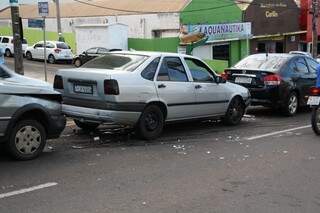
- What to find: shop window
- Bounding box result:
[152,30,162,38]
[212,44,229,61]
[257,43,266,53]
[275,42,283,53]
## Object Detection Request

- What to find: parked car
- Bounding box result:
[0,36,28,57]
[222,53,318,116]
[54,51,250,140]
[73,47,122,67]
[25,41,73,64]
[0,64,66,160]
[289,51,312,57]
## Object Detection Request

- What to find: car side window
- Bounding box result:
[2,38,9,43]
[34,43,43,48]
[97,48,109,54]
[295,58,309,74]
[86,48,98,54]
[185,58,215,82]
[157,57,188,82]
[306,58,318,74]
[46,42,55,48]
[141,57,160,81]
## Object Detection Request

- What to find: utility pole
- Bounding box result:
[9,0,24,74]
[312,0,318,58]
[53,0,64,41]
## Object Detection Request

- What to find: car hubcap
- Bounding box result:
[145,112,159,131]
[75,60,81,67]
[288,95,298,114]
[316,108,320,129]
[49,56,54,63]
[15,126,41,155]
[230,100,243,122]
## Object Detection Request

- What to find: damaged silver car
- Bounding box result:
[0,65,66,160]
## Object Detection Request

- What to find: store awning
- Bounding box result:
[252,31,306,39]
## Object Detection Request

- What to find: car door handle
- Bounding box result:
[195,85,202,89]
[158,84,166,88]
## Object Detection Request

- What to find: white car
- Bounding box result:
[25,41,73,64]
[54,51,250,139]
[0,36,28,57]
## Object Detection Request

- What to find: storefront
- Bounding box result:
[244,0,302,54]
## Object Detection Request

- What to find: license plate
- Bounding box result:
[74,84,93,94]
[235,77,252,84]
[307,96,320,105]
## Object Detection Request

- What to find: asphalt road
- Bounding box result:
[1,59,320,213]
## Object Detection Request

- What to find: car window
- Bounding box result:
[306,58,318,74]
[81,53,149,71]
[185,58,215,82]
[34,43,43,48]
[97,48,109,54]
[56,42,69,49]
[157,57,188,82]
[295,57,309,74]
[1,38,9,43]
[141,57,160,81]
[86,48,98,54]
[46,42,55,48]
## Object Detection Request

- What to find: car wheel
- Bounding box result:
[48,54,56,64]
[311,106,320,135]
[74,120,99,131]
[136,105,164,140]
[6,120,46,160]
[224,97,245,125]
[5,49,12,57]
[74,58,82,67]
[282,92,298,116]
[26,51,32,60]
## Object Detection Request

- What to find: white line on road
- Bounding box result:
[0,182,58,199]
[246,125,311,141]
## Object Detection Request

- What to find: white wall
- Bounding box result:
[20,13,181,39]
[192,45,212,60]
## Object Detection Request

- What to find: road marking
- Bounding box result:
[0,182,58,199]
[246,125,311,141]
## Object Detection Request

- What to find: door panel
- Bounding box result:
[155,57,196,120]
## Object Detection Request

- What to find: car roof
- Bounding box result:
[111,50,197,59]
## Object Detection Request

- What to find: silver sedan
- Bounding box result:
[54,51,250,139]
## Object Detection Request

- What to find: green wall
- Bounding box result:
[128,37,179,53]
[180,0,242,25]
[0,27,76,52]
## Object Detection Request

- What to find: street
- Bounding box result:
[1,59,320,213]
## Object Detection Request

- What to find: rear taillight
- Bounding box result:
[263,74,281,86]
[53,75,64,89]
[104,80,119,95]
[54,48,61,53]
[310,87,320,96]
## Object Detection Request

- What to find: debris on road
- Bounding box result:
[72,145,84,149]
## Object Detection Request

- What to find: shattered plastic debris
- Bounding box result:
[243,154,249,158]
[96,154,101,157]
[142,202,147,205]
[295,133,302,136]
[283,150,288,154]
[93,136,100,141]
[308,156,316,160]
[219,157,225,160]
[177,138,181,142]
[72,145,84,149]
[228,136,233,140]
[206,151,211,154]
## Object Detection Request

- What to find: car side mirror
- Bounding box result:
[216,76,226,84]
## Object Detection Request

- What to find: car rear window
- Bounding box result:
[56,43,69,49]
[234,55,290,71]
[82,54,149,72]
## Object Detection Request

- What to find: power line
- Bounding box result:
[72,0,236,14]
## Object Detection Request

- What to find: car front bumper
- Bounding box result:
[47,114,66,139]
[62,104,141,126]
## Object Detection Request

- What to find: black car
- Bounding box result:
[73,47,122,67]
[222,53,318,116]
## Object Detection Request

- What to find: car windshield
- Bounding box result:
[56,43,69,49]
[234,54,290,71]
[81,54,149,71]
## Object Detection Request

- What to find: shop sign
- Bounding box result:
[186,22,252,42]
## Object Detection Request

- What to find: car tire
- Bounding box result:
[74,120,99,131]
[6,120,46,160]
[48,54,56,64]
[136,105,164,140]
[74,58,82,67]
[5,49,12,57]
[311,107,320,135]
[26,51,32,60]
[282,91,298,116]
[223,97,245,126]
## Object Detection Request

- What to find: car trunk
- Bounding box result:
[224,69,277,89]
[56,68,117,107]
